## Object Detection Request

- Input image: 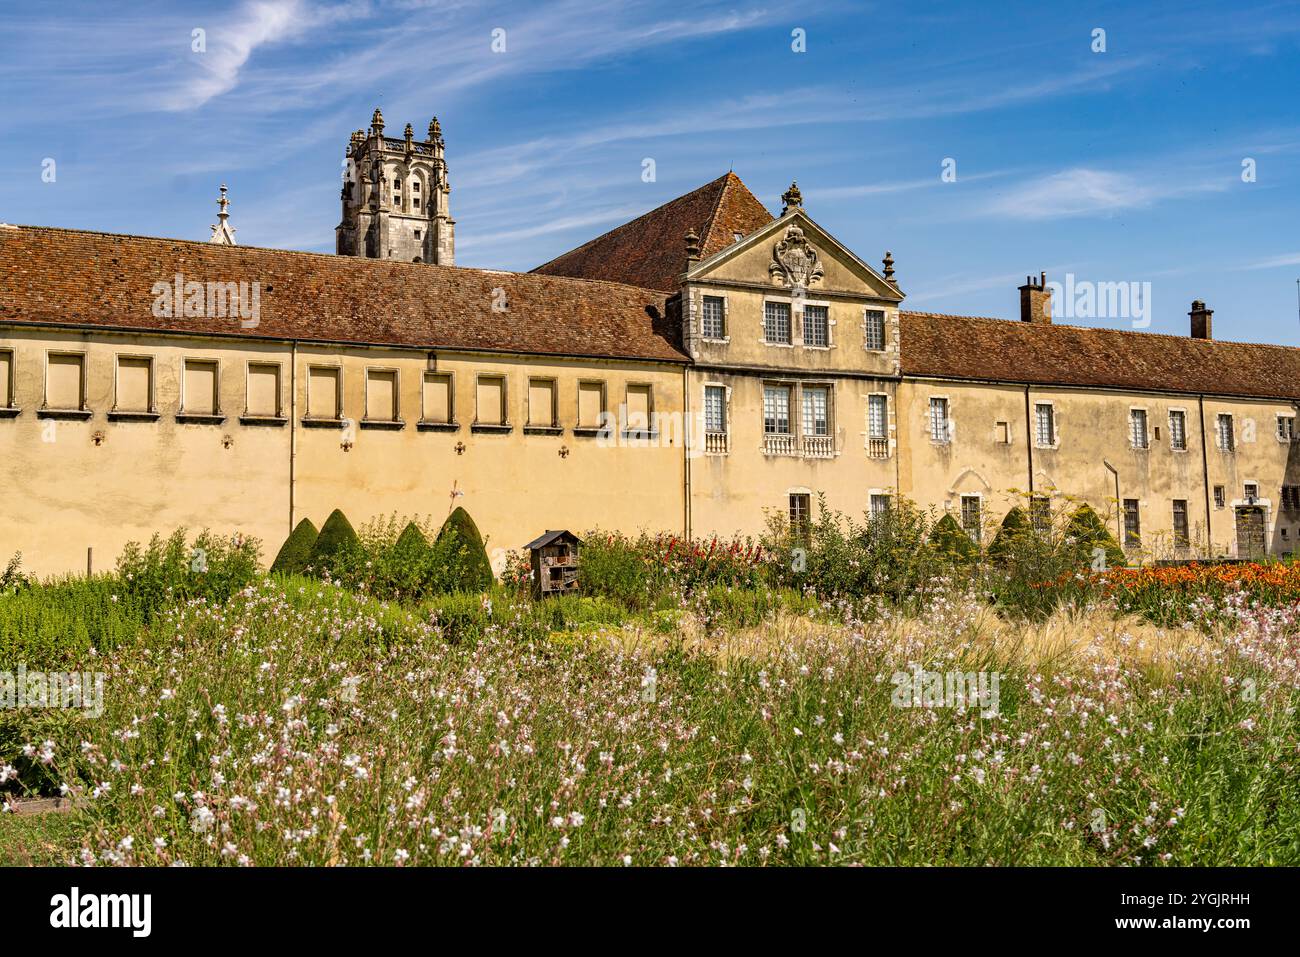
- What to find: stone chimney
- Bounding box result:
[1019,271,1052,323]
[1190,299,1213,340]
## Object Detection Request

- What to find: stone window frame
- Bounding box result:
[1213,484,1226,509]
[1034,400,1059,450]
[573,378,608,436]
[799,298,834,351]
[1172,499,1191,550]
[418,369,457,431]
[525,376,561,434]
[866,392,889,441]
[760,296,794,348]
[959,492,983,543]
[928,394,952,445]
[304,363,345,425]
[40,349,90,417]
[762,380,796,436]
[1128,406,1150,451]
[1167,407,1189,452]
[1276,413,1296,443]
[1216,412,1235,452]
[702,381,730,454]
[178,355,225,423]
[0,347,16,413]
[472,372,511,433]
[242,360,286,424]
[1122,498,1142,548]
[699,293,729,343]
[868,490,892,521]
[361,366,404,429]
[863,308,887,352]
[623,381,657,439]
[109,353,159,421]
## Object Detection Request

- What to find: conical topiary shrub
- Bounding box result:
[1064,504,1126,570]
[987,506,1035,566]
[270,518,319,575]
[308,509,361,575]
[435,507,494,592]
[928,513,980,564]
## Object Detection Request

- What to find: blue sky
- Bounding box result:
[2,0,1299,344]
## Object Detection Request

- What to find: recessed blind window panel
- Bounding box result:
[184,360,219,415]
[116,357,152,412]
[422,373,452,423]
[578,382,604,428]
[528,379,556,427]
[308,367,340,419]
[247,363,280,417]
[46,353,84,410]
[476,377,505,425]
[626,385,651,431]
[366,370,397,421]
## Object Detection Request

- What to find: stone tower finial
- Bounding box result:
[427,117,443,145]
[781,181,803,215]
[404,122,414,143]
[208,183,236,246]
[882,250,895,282]
[371,107,384,136]
[685,228,701,267]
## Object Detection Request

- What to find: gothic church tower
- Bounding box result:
[336,108,455,265]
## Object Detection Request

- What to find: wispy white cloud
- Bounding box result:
[1238,252,1300,270]
[983,167,1228,220]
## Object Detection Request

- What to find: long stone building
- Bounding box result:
[3,111,1299,576]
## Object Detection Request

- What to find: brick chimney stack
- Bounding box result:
[1190,299,1213,340]
[1019,271,1052,323]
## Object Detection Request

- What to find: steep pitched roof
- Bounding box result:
[531,172,774,292]
[0,226,687,363]
[900,311,1300,401]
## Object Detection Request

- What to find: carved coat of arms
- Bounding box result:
[769,225,824,288]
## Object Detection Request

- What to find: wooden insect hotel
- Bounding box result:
[525,530,581,597]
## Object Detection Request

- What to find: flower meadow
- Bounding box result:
[3,512,1300,867]
[3,567,1299,866]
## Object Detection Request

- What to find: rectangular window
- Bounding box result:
[864,310,885,351]
[801,386,829,437]
[1123,499,1141,547]
[1217,413,1234,451]
[764,301,791,344]
[763,385,792,434]
[625,384,652,432]
[867,394,887,439]
[929,397,950,443]
[1172,500,1190,549]
[1244,482,1259,502]
[869,494,891,520]
[1278,415,1295,442]
[1169,410,1187,450]
[960,495,981,542]
[1130,409,1149,449]
[704,385,726,433]
[1283,486,1300,511]
[475,375,506,426]
[421,372,453,424]
[1214,485,1226,508]
[183,359,219,415]
[307,366,340,419]
[115,356,153,412]
[45,352,85,410]
[803,305,829,347]
[365,369,398,422]
[246,363,281,417]
[0,350,12,408]
[996,421,1010,444]
[1030,494,1051,532]
[701,296,725,339]
[577,381,605,429]
[789,493,811,539]
[528,378,557,428]
[1035,403,1055,447]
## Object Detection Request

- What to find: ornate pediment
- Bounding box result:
[769,225,824,289]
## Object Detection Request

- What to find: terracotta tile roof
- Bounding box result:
[531,172,774,292]
[0,225,687,363]
[900,311,1300,401]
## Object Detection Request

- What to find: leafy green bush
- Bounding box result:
[307,510,361,577]
[927,513,980,565]
[1063,504,1126,570]
[435,507,494,593]
[115,528,261,613]
[270,518,318,576]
